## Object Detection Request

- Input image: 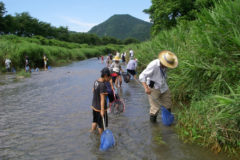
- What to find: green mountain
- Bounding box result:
[88,14,152,41]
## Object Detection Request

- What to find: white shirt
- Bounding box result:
[111,62,121,73]
[129,50,134,57]
[127,59,137,70]
[5,59,11,69]
[121,53,124,58]
[139,59,168,93]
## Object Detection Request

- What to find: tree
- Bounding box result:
[101,36,121,45]
[144,0,217,35]
[0,1,6,17]
[0,1,6,33]
[2,14,16,34]
[123,38,139,45]
[0,1,124,45]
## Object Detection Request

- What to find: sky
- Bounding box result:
[2,0,151,32]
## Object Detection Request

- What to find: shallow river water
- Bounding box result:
[0,58,231,160]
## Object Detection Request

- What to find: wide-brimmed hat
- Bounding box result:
[113,56,121,61]
[158,50,178,68]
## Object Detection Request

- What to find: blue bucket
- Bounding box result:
[161,106,174,126]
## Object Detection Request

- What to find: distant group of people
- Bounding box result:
[92,49,178,135]
[3,54,49,73]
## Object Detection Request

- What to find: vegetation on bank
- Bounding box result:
[125,0,240,156]
[0,35,121,71]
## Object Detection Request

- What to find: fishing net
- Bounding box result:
[100,129,115,151]
[100,116,115,151]
[161,106,174,126]
[122,72,131,83]
[109,95,125,115]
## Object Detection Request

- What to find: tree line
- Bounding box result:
[144,0,223,35]
[0,1,139,45]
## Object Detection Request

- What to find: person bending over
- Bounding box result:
[139,50,178,123]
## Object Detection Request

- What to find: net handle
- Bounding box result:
[102,114,106,131]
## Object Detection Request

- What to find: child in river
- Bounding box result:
[91,67,111,135]
[110,55,123,88]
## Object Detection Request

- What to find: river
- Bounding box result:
[0,58,231,160]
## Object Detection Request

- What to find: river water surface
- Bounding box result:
[0,58,231,160]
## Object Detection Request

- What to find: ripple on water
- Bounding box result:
[0,59,232,160]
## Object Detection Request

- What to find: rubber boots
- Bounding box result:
[150,114,157,123]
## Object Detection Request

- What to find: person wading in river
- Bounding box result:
[110,55,123,88]
[91,67,111,134]
[43,54,48,71]
[127,57,137,79]
[139,50,178,123]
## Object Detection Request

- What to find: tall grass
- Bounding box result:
[124,0,240,155]
[0,35,119,69]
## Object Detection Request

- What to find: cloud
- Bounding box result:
[61,16,97,32]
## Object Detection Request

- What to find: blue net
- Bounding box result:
[99,129,115,151]
[161,106,174,126]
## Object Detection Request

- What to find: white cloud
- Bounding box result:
[61,16,97,32]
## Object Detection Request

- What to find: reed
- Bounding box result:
[0,35,118,70]
[123,0,240,155]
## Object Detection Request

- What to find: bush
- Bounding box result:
[123,0,240,155]
[0,35,120,69]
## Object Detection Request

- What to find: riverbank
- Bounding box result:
[0,35,122,72]
[124,0,240,157]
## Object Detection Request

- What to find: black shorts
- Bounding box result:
[108,92,115,103]
[127,69,136,76]
[92,110,108,129]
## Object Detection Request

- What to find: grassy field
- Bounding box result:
[0,35,122,72]
[124,0,240,156]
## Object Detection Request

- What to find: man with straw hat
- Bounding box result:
[139,50,178,123]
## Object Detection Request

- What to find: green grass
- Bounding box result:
[16,69,31,78]
[0,35,120,70]
[123,0,240,156]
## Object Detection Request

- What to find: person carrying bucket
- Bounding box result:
[139,50,178,123]
[90,67,111,135]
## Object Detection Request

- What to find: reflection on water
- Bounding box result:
[0,58,230,160]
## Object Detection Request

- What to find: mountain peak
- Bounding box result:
[88,14,152,41]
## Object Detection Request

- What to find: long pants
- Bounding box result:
[148,89,172,115]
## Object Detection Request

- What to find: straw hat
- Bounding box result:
[158,50,178,68]
[113,56,121,61]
